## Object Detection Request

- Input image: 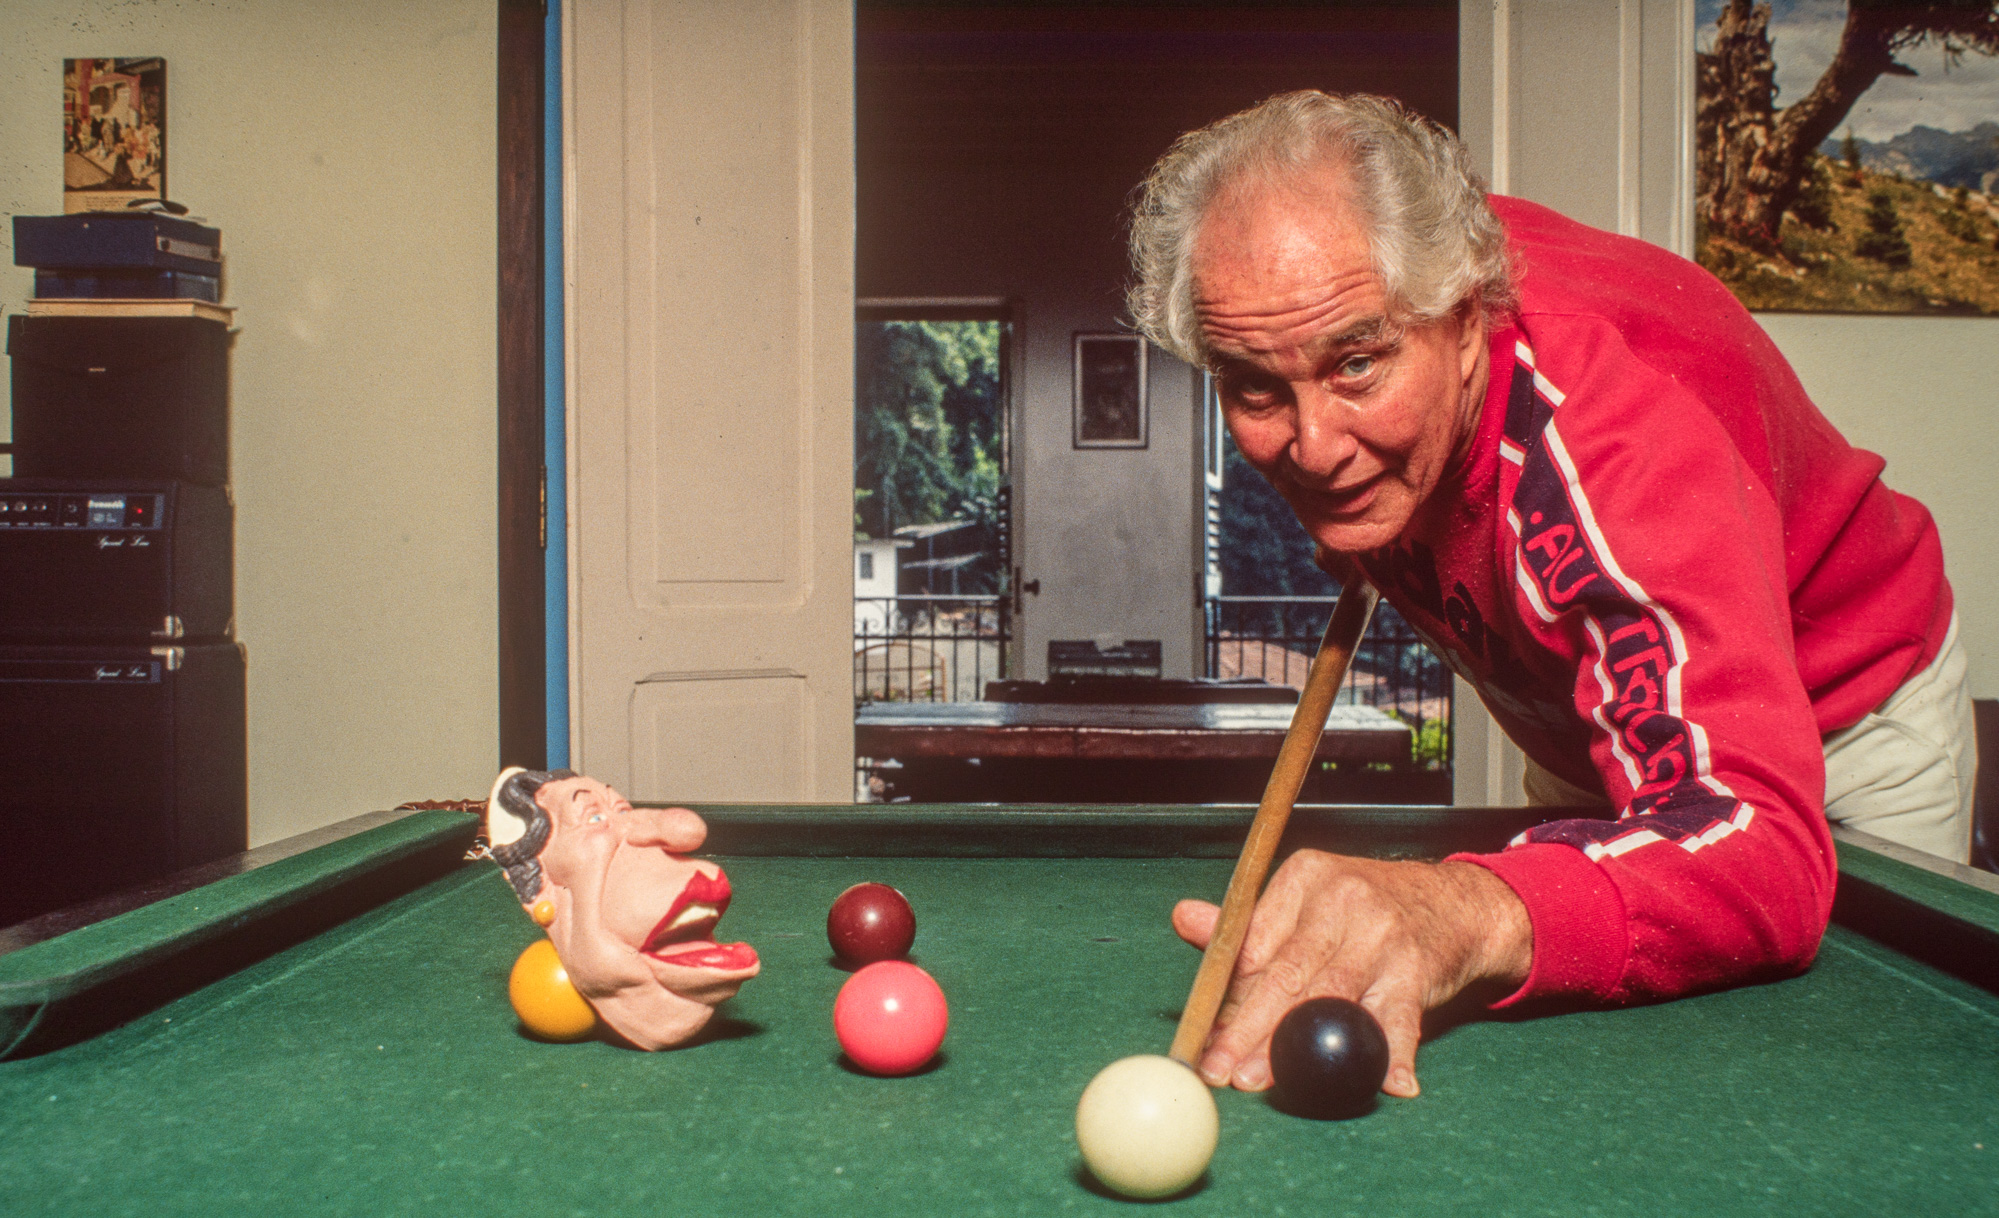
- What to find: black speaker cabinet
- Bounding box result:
[0,641,246,927]
[0,480,231,643]
[6,314,229,486]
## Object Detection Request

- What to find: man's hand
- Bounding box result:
[1171,851,1531,1098]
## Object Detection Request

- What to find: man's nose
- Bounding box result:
[625,806,708,853]
[1288,384,1356,478]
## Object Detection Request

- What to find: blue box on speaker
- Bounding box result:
[13,212,221,276]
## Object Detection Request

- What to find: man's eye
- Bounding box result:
[1339,355,1376,377]
[587,813,606,824]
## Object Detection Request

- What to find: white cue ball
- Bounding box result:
[1075,1054,1220,1198]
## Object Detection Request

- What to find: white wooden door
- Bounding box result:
[565,0,855,802]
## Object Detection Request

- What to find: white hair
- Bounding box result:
[1127,91,1515,365]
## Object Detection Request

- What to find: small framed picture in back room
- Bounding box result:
[1073,333,1147,449]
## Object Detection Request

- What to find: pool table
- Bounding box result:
[855,701,1424,802]
[2,802,1995,1215]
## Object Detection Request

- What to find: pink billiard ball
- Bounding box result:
[827,882,917,964]
[833,960,948,1075]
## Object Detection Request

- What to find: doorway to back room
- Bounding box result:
[851,0,1460,803]
[852,307,1012,711]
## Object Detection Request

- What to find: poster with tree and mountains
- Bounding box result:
[1696,0,1999,313]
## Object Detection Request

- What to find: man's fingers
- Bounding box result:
[1170,899,1218,950]
[1227,1042,1274,1093]
[1172,852,1504,1101]
[1366,991,1425,1098]
[1199,922,1344,1090]
[1234,855,1313,974]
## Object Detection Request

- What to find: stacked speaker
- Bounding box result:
[3,210,245,927]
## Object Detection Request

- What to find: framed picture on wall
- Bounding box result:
[1072,333,1147,448]
[63,58,168,214]
[1693,0,1999,315]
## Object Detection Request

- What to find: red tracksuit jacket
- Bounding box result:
[1357,196,1952,1004]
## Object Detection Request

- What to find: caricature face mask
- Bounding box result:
[486,767,759,1049]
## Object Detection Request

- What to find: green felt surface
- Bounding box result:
[2,852,1995,1216]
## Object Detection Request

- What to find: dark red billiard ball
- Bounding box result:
[1269,996,1390,1118]
[826,882,916,964]
[833,960,948,1075]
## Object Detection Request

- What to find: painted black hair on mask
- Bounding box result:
[488,767,577,903]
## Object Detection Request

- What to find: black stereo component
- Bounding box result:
[6,314,229,485]
[0,480,231,643]
[0,641,246,927]
[12,212,223,276]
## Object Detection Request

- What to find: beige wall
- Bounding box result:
[0,0,498,843]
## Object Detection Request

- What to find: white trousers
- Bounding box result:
[1523,614,1977,864]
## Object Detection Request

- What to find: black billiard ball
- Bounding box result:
[826,882,917,964]
[1269,996,1390,1118]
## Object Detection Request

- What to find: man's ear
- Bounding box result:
[1456,298,1486,375]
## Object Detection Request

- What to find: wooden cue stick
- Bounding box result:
[1168,576,1381,1069]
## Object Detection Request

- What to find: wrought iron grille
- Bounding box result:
[854,594,1009,704]
[1203,595,1453,767]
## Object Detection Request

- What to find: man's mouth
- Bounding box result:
[1289,471,1380,518]
[642,866,758,970]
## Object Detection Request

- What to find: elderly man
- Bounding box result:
[1130,93,1971,1102]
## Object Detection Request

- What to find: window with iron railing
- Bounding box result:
[854,594,1009,705]
[1202,595,1452,768]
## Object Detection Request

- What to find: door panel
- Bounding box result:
[629,674,811,802]
[637,3,803,601]
[568,0,854,797]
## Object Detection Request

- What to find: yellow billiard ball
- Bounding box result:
[508,939,598,1041]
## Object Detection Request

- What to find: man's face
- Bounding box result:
[1191,165,1488,554]
[533,776,759,1033]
